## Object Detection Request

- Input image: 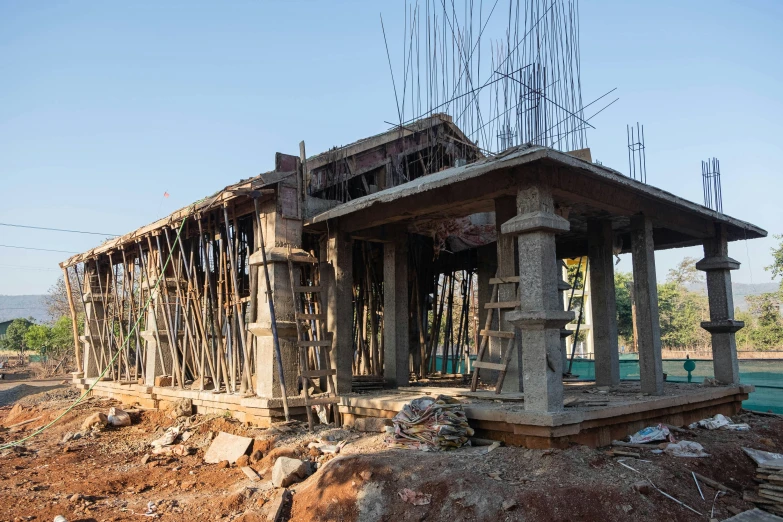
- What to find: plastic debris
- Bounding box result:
[664,441,710,458]
[398,488,432,506]
[107,407,131,427]
[150,426,180,449]
[385,395,474,451]
[628,424,673,444]
[689,414,750,431]
[54,516,67,522]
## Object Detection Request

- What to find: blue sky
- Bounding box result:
[1,0,782,295]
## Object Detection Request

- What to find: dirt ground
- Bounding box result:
[0,382,781,522]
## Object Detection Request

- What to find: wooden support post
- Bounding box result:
[61,265,83,374]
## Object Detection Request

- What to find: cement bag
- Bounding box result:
[107,407,131,427]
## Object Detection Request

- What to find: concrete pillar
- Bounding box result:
[81,262,106,379]
[630,215,664,395]
[248,198,302,398]
[326,228,354,394]
[494,196,521,392]
[503,183,574,412]
[383,234,410,387]
[588,219,620,387]
[696,224,743,384]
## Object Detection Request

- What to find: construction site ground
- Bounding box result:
[1,379,781,522]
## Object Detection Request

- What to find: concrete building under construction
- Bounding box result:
[63,114,765,447]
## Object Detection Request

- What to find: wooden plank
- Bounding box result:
[472,361,507,371]
[296,313,325,320]
[484,301,518,309]
[489,276,519,285]
[301,369,336,378]
[480,329,515,339]
[294,286,322,293]
[289,254,319,264]
[297,340,332,347]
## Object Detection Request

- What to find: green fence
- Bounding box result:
[435,355,783,414]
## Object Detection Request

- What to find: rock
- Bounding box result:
[250,450,264,464]
[502,499,518,511]
[204,432,253,464]
[309,447,322,458]
[168,398,192,419]
[633,481,651,495]
[252,438,275,454]
[6,404,24,424]
[271,457,307,488]
[217,460,230,469]
[107,407,131,427]
[69,493,82,503]
[141,454,151,465]
[54,516,68,522]
[81,412,108,432]
[236,454,250,467]
[359,471,373,481]
[154,375,173,387]
[60,432,74,444]
[241,466,261,482]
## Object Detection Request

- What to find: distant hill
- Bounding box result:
[681,281,777,311]
[0,295,49,323]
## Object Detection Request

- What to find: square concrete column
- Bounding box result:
[248,200,304,398]
[495,196,521,392]
[383,234,410,388]
[630,215,664,395]
[326,229,354,394]
[588,219,620,387]
[696,224,743,384]
[503,183,574,412]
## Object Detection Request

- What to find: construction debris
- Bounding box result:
[81,412,108,431]
[386,395,474,451]
[744,447,783,516]
[664,441,710,458]
[272,457,307,488]
[107,407,131,427]
[690,414,750,431]
[398,488,432,506]
[203,431,253,464]
[628,424,672,444]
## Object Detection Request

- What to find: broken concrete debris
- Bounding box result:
[151,426,181,449]
[81,412,108,431]
[204,431,253,464]
[167,398,193,419]
[398,488,432,506]
[271,457,307,488]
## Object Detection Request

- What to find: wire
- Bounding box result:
[0,222,119,237]
[0,244,79,254]
[0,264,58,272]
[0,213,189,451]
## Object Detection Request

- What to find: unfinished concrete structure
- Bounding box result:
[64,114,766,446]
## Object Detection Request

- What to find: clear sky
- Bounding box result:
[1,0,782,296]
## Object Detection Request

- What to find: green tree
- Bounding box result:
[0,318,34,360]
[615,271,634,344]
[766,234,783,290]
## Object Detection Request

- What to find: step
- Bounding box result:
[484,301,518,309]
[479,329,515,339]
[297,340,332,347]
[472,361,507,371]
[301,369,336,378]
[295,313,325,321]
[294,285,322,293]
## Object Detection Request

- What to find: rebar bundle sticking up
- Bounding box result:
[626,122,647,183]
[702,157,723,213]
[387,0,593,155]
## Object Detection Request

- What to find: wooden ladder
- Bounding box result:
[287,252,341,430]
[470,275,518,394]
